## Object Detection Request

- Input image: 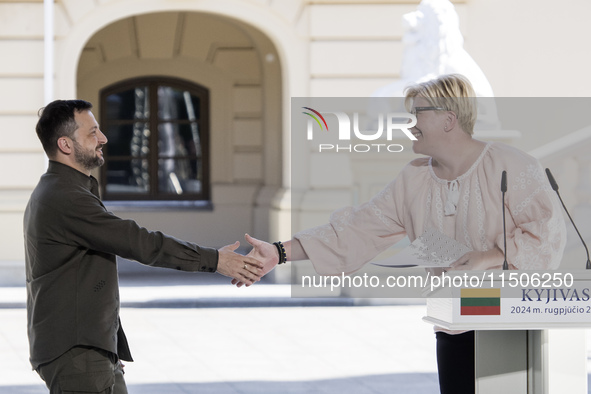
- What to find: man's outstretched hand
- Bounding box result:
[231,234,280,287]
[216,241,264,286]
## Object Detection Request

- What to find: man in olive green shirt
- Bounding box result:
[24,99,263,393]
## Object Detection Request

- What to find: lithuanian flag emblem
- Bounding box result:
[460,288,501,315]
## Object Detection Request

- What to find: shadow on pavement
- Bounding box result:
[0,373,440,394]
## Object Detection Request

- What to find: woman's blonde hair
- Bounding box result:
[404,74,477,135]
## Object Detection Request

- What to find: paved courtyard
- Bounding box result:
[0,299,440,393]
[0,271,589,393]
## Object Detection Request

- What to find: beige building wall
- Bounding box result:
[76,11,283,248]
[1,0,591,282]
[0,0,308,283]
[0,1,59,274]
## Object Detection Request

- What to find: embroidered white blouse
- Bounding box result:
[295,142,567,275]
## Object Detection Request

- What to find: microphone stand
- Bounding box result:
[545,168,591,269]
[501,171,508,270]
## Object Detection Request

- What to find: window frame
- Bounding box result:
[99,76,211,202]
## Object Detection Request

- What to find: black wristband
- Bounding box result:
[273,241,287,265]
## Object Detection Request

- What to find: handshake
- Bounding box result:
[216,234,284,287]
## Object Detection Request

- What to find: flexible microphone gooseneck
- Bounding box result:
[501,171,508,270]
[545,168,591,270]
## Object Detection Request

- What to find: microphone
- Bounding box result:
[501,171,508,270]
[545,168,591,269]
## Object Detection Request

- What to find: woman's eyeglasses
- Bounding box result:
[410,106,446,116]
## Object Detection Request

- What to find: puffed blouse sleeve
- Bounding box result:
[294,171,409,276]
[494,155,566,270]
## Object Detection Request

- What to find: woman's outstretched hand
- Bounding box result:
[231,234,280,287]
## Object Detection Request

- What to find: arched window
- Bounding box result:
[100,77,210,202]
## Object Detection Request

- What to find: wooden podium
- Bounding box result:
[423,270,591,394]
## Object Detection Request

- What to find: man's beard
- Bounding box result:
[72,139,104,171]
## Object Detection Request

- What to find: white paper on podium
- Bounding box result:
[372,228,472,268]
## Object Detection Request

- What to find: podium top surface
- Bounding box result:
[423,270,591,330]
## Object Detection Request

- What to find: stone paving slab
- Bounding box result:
[1,280,590,394]
[0,305,441,394]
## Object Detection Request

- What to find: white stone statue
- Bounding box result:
[371,0,499,130]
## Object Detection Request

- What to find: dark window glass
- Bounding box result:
[100,77,209,201]
[158,86,201,120]
[157,123,201,158]
[104,123,150,157]
[105,159,150,195]
[105,87,149,120]
[158,158,202,195]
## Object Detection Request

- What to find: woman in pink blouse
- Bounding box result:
[238,74,566,393]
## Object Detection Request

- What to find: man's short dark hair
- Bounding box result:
[36,99,93,157]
